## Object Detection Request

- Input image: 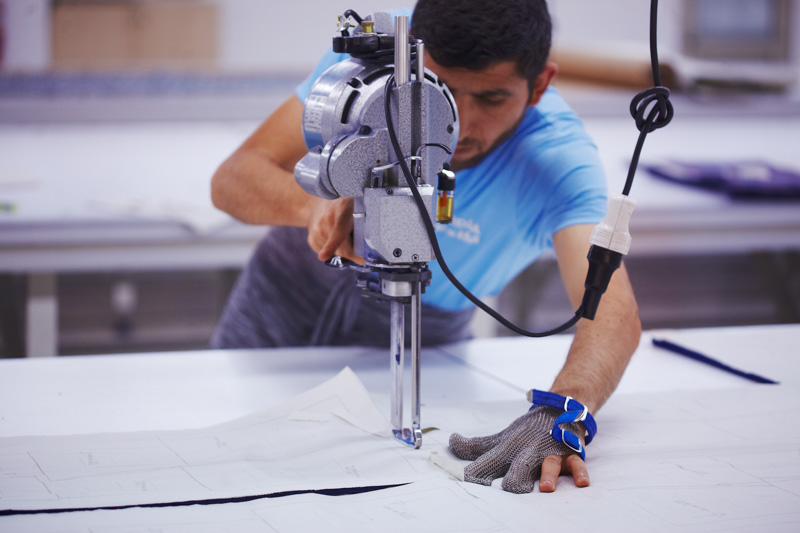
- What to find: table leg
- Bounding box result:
[26,273,58,357]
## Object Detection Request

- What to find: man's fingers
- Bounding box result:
[330,202,357,260]
[315,219,349,260]
[317,234,342,261]
[307,198,355,261]
[538,454,590,492]
[333,236,364,264]
[565,453,590,487]
[307,223,329,259]
[538,455,563,492]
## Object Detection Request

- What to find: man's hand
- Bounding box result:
[449,406,589,493]
[306,197,363,263]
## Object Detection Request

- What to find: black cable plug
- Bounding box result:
[581,193,637,320]
[581,246,623,320]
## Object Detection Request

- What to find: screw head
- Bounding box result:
[393,248,402,258]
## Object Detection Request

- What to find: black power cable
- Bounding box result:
[380,0,672,337]
[623,0,674,196]
[383,75,584,337]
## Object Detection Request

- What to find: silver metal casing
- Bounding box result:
[294,55,458,264]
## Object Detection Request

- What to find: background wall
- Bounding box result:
[4,0,797,95]
[215,0,414,75]
[1,0,415,74]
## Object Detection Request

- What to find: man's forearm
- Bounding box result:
[210,96,320,227]
[549,266,641,414]
[211,148,319,227]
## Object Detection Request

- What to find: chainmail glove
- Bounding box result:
[449,405,586,494]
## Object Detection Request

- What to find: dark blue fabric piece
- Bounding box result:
[0,483,409,516]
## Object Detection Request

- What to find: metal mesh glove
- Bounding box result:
[449,406,585,494]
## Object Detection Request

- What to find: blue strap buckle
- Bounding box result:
[553,427,584,456]
[528,389,597,461]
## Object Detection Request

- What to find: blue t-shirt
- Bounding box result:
[295,32,607,311]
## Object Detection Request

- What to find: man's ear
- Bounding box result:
[528,61,558,107]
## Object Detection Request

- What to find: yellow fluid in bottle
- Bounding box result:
[437,194,453,223]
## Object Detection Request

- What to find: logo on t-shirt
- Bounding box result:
[436,217,480,245]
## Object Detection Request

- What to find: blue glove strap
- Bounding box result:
[527,390,597,461]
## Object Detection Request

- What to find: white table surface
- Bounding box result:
[1,324,798,532]
[1,324,794,438]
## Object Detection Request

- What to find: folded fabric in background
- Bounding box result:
[644,160,800,199]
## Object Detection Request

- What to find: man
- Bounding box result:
[210,0,640,494]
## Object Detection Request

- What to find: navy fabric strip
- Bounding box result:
[0,483,410,517]
[652,338,779,384]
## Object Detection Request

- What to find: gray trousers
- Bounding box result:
[211,226,474,349]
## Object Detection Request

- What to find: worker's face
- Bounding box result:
[425,54,556,171]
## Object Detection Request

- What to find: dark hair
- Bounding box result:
[410,0,552,83]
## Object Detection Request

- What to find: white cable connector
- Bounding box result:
[590,194,637,255]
